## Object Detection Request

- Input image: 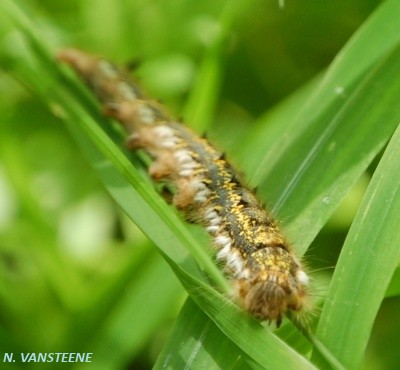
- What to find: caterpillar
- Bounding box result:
[58,49,310,326]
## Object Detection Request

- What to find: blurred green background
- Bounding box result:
[1,0,399,369]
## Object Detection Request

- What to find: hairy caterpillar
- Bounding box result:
[58,49,310,326]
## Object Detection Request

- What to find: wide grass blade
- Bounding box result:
[239,0,400,254]
[314,123,400,369]
[385,267,400,298]
[165,257,318,370]
[154,299,252,370]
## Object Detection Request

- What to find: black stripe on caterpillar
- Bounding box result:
[58,49,310,326]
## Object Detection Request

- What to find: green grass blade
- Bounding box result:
[236,73,321,181]
[385,267,400,298]
[245,46,400,256]
[154,299,253,370]
[242,0,400,179]
[183,0,255,132]
[238,0,400,254]
[314,123,400,368]
[164,258,318,370]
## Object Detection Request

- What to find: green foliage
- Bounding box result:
[0,0,399,369]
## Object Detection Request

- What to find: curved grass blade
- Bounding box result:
[164,257,318,370]
[239,0,400,254]
[242,0,400,179]
[154,299,252,370]
[385,267,400,298]
[236,73,321,181]
[314,123,400,368]
[247,45,400,256]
